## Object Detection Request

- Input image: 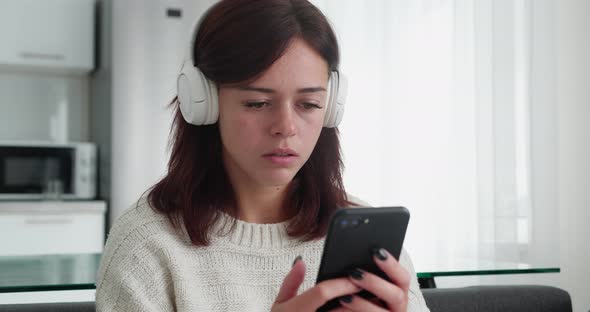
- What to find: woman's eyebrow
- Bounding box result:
[297,87,326,93]
[237,86,326,94]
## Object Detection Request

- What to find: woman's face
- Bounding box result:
[218,38,329,190]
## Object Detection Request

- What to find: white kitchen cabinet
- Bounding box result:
[0,201,106,256]
[0,290,95,305]
[0,0,95,74]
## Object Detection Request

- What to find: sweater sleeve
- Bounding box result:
[95,205,176,312]
[400,248,431,312]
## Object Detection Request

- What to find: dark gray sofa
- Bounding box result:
[0,285,572,312]
[422,285,572,312]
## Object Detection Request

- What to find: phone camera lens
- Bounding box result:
[340,219,348,228]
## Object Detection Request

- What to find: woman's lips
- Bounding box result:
[262,154,298,166]
[262,148,299,166]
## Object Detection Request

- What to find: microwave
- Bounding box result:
[0,142,97,200]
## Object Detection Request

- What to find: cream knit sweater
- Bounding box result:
[96,199,430,312]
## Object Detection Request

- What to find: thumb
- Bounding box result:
[274,256,306,304]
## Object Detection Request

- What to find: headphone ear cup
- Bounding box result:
[324,71,347,128]
[177,60,219,125]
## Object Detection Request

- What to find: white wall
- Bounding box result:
[0,71,90,142]
[557,1,590,311]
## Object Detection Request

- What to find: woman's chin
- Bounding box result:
[257,171,298,188]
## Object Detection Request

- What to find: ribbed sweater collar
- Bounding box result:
[212,212,300,249]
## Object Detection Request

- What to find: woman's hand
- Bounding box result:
[331,248,410,312]
[271,257,361,311]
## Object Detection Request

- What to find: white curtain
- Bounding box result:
[312,0,559,282]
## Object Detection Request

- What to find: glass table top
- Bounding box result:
[416,267,559,278]
[0,253,560,293]
[414,257,560,278]
[0,253,101,293]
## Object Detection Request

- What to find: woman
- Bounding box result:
[96,0,430,311]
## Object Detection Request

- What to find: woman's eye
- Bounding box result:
[245,101,269,109]
[302,102,323,110]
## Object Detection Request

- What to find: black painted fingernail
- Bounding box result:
[348,268,364,280]
[292,255,302,267]
[372,248,388,261]
[340,295,353,304]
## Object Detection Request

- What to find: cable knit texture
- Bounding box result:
[96,197,430,311]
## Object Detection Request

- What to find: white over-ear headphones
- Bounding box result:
[177,16,347,128]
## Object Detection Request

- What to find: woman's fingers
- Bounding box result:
[273,257,363,311]
[338,294,389,312]
[343,248,411,310]
[346,268,406,307]
[274,249,411,311]
[274,257,306,304]
[285,277,361,310]
[372,248,411,292]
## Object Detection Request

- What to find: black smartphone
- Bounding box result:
[315,207,410,311]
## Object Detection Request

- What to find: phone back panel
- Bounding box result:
[316,207,410,310]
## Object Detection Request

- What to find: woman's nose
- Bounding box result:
[270,105,297,138]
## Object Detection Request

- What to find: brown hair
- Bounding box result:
[147,0,350,246]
